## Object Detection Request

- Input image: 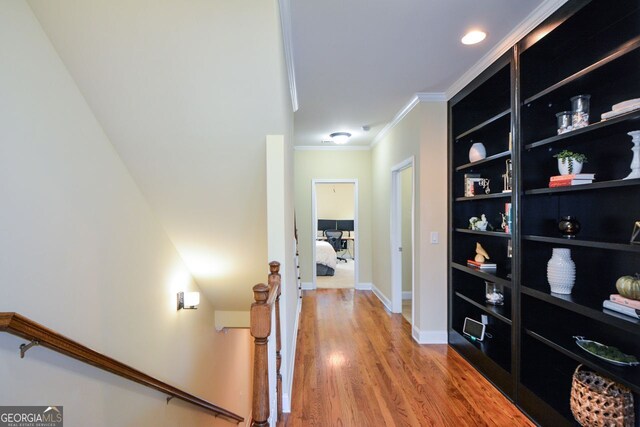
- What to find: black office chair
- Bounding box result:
[324,229,347,263]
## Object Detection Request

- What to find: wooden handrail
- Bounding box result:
[0,312,244,424]
[250,261,282,427]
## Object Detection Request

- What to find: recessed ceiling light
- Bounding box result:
[329,132,352,144]
[461,30,486,45]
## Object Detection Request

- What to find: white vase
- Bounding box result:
[624,130,640,180]
[547,248,576,294]
[469,142,486,162]
[557,158,583,175]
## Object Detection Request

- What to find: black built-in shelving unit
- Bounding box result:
[448,1,640,425]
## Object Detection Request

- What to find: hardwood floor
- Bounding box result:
[284,289,533,427]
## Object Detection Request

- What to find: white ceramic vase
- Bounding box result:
[624,130,640,180]
[547,248,576,294]
[557,158,583,175]
[469,142,486,162]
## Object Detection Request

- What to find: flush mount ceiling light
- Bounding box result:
[461,30,486,45]
[329,132,352,144]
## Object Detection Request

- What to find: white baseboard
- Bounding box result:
[371,283,392,312]
[412,326,447,344]
[402,291,412,300]
[282,295,302,413]
[355,282,372,290]
[301,282,314,290]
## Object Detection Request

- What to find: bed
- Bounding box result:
[316,240,337,276]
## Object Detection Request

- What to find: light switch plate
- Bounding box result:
[430,231,439,244]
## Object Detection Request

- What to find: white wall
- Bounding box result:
[0,2,251,425]
[316,183,355,220]
[371,101,448,343]
[294,150,372,286]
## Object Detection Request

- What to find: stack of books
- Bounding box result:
[548,173,595,188]
[603,294,640,320]
[467,260,497,270]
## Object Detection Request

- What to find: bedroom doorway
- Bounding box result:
[311,179,358,289]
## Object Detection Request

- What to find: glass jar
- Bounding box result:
[571,94,591,129]
[556,111,572,134]
[485,281,504,305]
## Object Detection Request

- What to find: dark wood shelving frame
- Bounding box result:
[455,228,512,238]
[454,291,512,325]
[448,1,640,425]
[455,109,511,141]
[455,192,512,202]
[455,150,511,171]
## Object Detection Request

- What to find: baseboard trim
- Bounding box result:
[371,283,392,312]
[355,282,372,290]
[412,326,448,344]
[282,295,302,413]
[402,291,412,300]
[301,282,314,290]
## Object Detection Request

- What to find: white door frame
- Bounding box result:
[311,179,359,289]
[390,157,415,317]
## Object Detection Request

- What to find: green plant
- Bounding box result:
[553,150,588,174]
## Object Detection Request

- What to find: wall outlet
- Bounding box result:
[481,315,489,325]
[430,231,439,244]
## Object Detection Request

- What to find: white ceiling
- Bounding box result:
[290,0,548,147]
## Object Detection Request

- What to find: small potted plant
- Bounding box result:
[554,150,587,175]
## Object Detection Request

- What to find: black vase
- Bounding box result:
[558,216,581,239]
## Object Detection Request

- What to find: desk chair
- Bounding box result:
[324,229,347,263]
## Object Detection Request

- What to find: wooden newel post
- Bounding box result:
[269,261,283,419]
[251,283,271,427]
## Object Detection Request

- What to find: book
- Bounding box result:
[610,294,640,310]
[504,202,512,234]
[603,300,640,319]
[548,179,592,188]
[550,173,595,181]
[467,260,497,269]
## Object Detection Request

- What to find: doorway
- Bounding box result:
[391,158,414,323]
[311,179,358,289]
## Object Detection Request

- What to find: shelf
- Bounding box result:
[455,109,511,141]
[455,192,512,202]
[524,178,640,195]
[451,262,512,288]
[521,286,640,336]
[525,329,640,394]
[524,109,640,150]
[455,150,511,171]
[523,36,640,105]
[522,235,640,253]
[449,329,512,380]
[455,228,511,238]
[454,291,511,325]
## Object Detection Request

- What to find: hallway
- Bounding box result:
[285,289,533,426]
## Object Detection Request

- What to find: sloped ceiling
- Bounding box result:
[26,0,559,315]
[27,0,292,312]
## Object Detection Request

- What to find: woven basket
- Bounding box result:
[570,364,635,427]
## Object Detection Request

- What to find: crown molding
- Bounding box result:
[278,0,299,112]
[295,145,370,151]
[370,92,446,148]
[416,92,447,102]
[445,0,568,99]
